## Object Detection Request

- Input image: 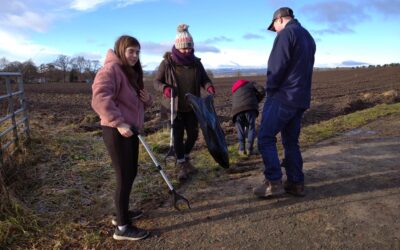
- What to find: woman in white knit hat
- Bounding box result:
[154,24,215,181]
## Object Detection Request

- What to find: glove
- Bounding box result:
[163,87,172,98]
[207,86,215,94]
[130,126,139,135]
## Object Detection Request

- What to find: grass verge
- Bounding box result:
[301,102,400,147]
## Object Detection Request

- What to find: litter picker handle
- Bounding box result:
[170,88,174,118]
[137,134,175,191]
[169,89,174,145]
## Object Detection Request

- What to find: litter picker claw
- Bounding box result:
[134,128,190,211]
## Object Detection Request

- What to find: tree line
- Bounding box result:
[0,55,101,84]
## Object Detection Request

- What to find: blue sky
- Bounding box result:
[1,0,399,70]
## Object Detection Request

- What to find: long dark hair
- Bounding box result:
[114,35,144,91]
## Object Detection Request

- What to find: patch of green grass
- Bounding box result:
[301,103,400,147]
[31,221,108,249]
[83,231,102,247]
[226,143,243,165]
[1,127,117,248]
[0,197,40,248]
[138,128,171,163]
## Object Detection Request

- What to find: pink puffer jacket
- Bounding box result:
[91,49,152,129]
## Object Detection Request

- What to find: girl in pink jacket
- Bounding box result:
[92,35,152,241]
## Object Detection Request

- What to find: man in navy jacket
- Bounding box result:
[254,7,316,198]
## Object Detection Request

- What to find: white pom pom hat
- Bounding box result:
[175,24,194,49]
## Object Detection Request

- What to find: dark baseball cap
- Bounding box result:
[267,7,294,32]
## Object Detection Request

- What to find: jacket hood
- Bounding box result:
[104,49,122,66]
[232,79,250,94]
[163,51,172,60]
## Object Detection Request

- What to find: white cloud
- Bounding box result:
[302,1,368,35]
[0,0,155,65]
[141,41,172,55]
[0,30,60,63]
[70,0,150,11]
[138,47,269,70]
[0,0,55,33]
[1,11,52,32]
[202,36,233,44]
[196,48,268,69]
[243,33,264,40]
[72,51,102,60]
[70,0,111,11]
[115,0,149,8]
[0,1,61,63]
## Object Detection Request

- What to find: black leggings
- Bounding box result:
[102,126,139,226]
[173,111,199,160]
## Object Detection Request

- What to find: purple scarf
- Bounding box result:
[171,46,196,65]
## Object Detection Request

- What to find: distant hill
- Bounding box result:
[209,68,267,77]
[144,67,268,78]
[144,63,400,78]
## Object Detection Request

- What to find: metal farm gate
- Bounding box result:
[0,72,30,164]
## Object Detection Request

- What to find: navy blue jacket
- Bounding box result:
[266,19,316,109]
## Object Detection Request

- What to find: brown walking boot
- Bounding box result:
[284,180,305,197]
[177,162,189,181]
[184,160,198,175]
[253,179,284,198]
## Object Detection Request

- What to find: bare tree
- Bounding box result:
[21,60,38,83]
[0,57,9,71]
[70,56,88,82]
[3,61,23,72]
[91,60,101,72]
[46,63,61,83]
[38,64,48,83]
[84,59,101,82]
[54,55,70,83]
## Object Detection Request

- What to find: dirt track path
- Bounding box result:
[117,114,400,249]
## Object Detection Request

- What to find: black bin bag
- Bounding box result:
[186,93,229,168]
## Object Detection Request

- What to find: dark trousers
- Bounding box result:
[173,111,199,160]
[235,110,257,152]
[102,126,139,226]
[257,98,305,184]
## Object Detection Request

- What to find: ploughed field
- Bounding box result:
[11,66,399,249]
[24,66,400,137]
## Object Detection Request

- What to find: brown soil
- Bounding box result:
[120,112,400,249]
[13,65,400,248]
[24,66,400,134]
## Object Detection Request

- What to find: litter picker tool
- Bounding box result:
[133,127,190,211]
[164,87,176,166]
